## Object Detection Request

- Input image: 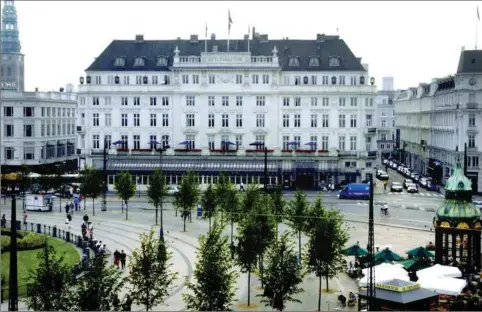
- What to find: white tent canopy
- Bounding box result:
[416,264,462,279]
[359,264,409,287]
[362,263,404,276]
[418,276,467,296]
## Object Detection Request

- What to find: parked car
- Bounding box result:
[376,170,389,181]
[403,179,413,189]
[167,185,179,195]
[390,182,403,192]
[383,159,389,165]
[338,183,370,200]
[406,183,418,193]
[419,177,429,188]
[426,182,438,192]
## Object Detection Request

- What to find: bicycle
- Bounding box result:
[380,209,390,217]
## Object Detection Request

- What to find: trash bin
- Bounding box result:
[36,223,41,233]
[197,205,202,217]
[15,220,21,230]
[52,226,57,237]
[66,231,70,243]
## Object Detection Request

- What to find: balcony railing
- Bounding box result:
[338,151,358,156]
[466,102,479,109]
[364,127,377,134]
[367,151,377,157]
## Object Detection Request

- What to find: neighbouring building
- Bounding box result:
[0,0,78,172]
[395,47,482,193]
[77,31,378,191]
[376,77,396,160]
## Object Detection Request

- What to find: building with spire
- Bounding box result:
[1,0,24,92]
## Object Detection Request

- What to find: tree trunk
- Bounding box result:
[59,196,62,214]
[155,203,158,225]
[230,219,234,245]
[126,201,128,220]
[208,215,211,231]
[298,230,302,265]
[325,274,329,291]
[259,254,264,288]
[247,270,251,306]
[183,210,187,232]
[318,275,322,311]
[121,200,124,213]
[92,198,95,216]
[160,201,163,230]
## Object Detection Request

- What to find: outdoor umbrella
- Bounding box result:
[375,248,403,262]
[406,246,435,259]
[344,244,369,257]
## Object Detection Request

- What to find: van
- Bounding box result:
[338,183,370,200]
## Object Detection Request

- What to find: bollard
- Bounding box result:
[15,220,21,231]
[43,225,46,234]
[48,226,51,236]
[30,222,33,232]
[36,223,41,234]
[52,226,57,238]
[66,231,70,243]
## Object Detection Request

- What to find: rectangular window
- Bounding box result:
[123,76,130,85]
[339,97,346,107]
[4,106,13,117]
[235,135,243,147]
[283,114,289,127]
[252,75,259,84]
[222,96,229,107]
[149,135,157,149]
[322,97,329,107]
[350,97,357,107]
[339,76,346,85]
[133,113,140,127]
[162,97,169,106]
[311,114,317,128]
[283,76,290,85]
[236,114,243,128]
[121,135,128,148]
[133,97,140,106]
[469,135,476,148]
[186,96,195,106]
[208,96,215,107]
[262,74,269,84]
[350,136,357,151]
[93,134,100,149]
[294,114,301,128]
[282,135,290,150]
[150,97,157,106]
[93,113,99,126]
[338,136,346,151]
[283,97,290,107]
[350,76,357,86]
[236,96,243,106]
[311,97,317,107]
[121,97,128,106]
[133,135,140,149]
[295,97,301,107]
[222,114,229,127]
[186,114,195,127]
[322,136,329,150]
[4,124,14,137]
[322,114,329,128]
[208,75,215,84]
[152,75,158,85]
[136,75,142,85]
[469,113,476,127]
[208,113,215,128]
[350,114,357,128]
[322,76,329,85]
[339,114,346,128]
[4,147,14,160]
[294,135,301,148]
[186,134,196,149]
[256,96,266,106]
[208,135,215,150]
[256,114,265,128]
[182,74,189,84]
[294,76,301,85]
[366,114,372,127]
[24,107,34,117]
[162,113,169,127]
[24,124,33,137]
[311,75,317,85]
[382,120,387,128]
[192,74,199,84]
[236,74,243,84]
[121,113,128,127]
[104,135,112,149]
[255,135,265,147]
[105,113,112,127]
[92,97,99,106]
[150,113,157,127]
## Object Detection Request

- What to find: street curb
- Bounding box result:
[344,218,432,233]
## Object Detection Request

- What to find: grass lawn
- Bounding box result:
[1,237,80,298]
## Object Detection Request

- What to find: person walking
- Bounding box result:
[23,211,28,230]
[120,250,126,269]
[113,250,120,269]
[1,214,6,228]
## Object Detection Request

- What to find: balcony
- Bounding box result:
[76,126,85,133]
[364,127,377,135]
[466,102,479,110]
[338,151,358,157]
[367,151,377,158]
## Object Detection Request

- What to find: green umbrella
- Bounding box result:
[344,244,369,257]
[375,248,403,262]
[406,246,435,258]
[396,259,431,271]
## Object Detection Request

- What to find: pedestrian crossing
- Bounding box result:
[385,192,444,197]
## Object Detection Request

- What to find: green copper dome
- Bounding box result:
[434,164,482,229]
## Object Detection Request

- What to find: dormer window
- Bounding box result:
[329,57,340,67]
[289,57,299,67]
[114,57,125,67]
[134,57,145,67]
[309,57,320,67]
[157,56,168,66]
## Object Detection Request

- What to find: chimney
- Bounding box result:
[316,33,325,43]
[259,34,268,43]
[190,34,199,43]
[135,34,144,42]
[35,87,38,92]
[211,33,216,40]
[252,27,256,40]
[244,34,249,40]
[59,87,64,92]
[254,32,260,39]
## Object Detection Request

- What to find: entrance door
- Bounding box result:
[294,174,314,190]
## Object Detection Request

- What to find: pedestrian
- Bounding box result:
[120,250,126,269]
[384,182,387,192]
[113,250,120,269]
[1,214,6,228]
[65,203,70,214]
[70,202,74,213]
[123,294,133,311]
[88,222,94,240]
[23,211,28,230]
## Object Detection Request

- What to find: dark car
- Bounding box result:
[426,182,439,192]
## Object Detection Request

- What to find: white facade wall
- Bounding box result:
[375,92,396,153]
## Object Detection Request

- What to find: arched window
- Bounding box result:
[114,57,125,67]
[157,57,168,66]
[134,57,145,67]
[329,57,340,67]
[309,57,319,67]
[288,57,299,67]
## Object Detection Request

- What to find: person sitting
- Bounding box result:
[381,203,389,215]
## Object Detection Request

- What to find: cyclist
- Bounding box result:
[381,203,389,216]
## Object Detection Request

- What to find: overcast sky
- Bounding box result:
[12,0,480,92]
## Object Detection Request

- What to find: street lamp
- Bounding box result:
[8,195,18,311]
[149,140,170,231]
[102,140,124,212]
[249,141,268,207]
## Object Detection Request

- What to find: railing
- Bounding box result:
[466,102,479,109]
[179,56,201,63]
[366,127,377,133]
[251,56,273,63]
[338,151,358,156]
[367,151,377,157]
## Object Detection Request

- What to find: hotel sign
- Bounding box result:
[201,54,251,64]
[1,81,17,90]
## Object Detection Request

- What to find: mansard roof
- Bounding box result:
[86,35,366,72]
[456,50,482,74]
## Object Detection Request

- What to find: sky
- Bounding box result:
[11,0,481,92]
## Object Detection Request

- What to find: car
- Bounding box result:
[167,185,179,195]
[383,159,389,165]
[403,179,413,189]
[426,182,438,192]
[406,183,418,193]
[419,177,429,188]
[390,182,403,192]
[338,183,370,200]
[472,200,482,212]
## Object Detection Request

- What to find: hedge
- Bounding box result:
[1,230,45,253]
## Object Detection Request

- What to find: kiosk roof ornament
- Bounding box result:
[434,163,481,229]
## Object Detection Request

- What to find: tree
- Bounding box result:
[37,174,54,194]
[80,166,103,216]
[129,228,177,311]
[51,165,66,212]
[306,209,349,295]
[257,232,305,311]
[114,171,136,220]
[25,243,74,311]
[222,186,239,247]
[305,195,325,231]
[73,253,127,311]
[173,171,200,232]
[182,220,238,311]
[241,184,261,214]
[287,189,309,264]
[147,168,168,227]
[201,183,217,230]
[236,214,259,306]
[270,184,286,239]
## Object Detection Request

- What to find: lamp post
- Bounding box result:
[102,140,124,212]
[286,141,298,189]
[149,140,170,231]
[366,172,376,310]
[249,141,268,209]
[8,195,18,311]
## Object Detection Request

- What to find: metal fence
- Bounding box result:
[1,220,85,302]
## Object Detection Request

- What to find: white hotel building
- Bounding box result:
[77,32,378,190]
[395,48,482,193]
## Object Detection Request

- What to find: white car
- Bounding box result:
[167,185,179,195]
[419,178,429,187]
[390,182,403,192]
[406,183,418,193]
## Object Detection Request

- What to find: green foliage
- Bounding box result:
[201,184,217,221]
[241,184,261,214]
[129,228,177,311]
[270,184,286,224]
[222,186,239,223]
[37,175,54,193]
[182,220,238,311]
[114,171,136,203]
[18,165,32,192]
[80,166,103,200]
[287,189,309,262]
[304,195,325,230]
[1,230,46,253]
[257,233,305,311]
[73,253,127,311]
[173,171,200,231]
[25,244,75,311]
[147,168,168,210]
[249,202,276,257]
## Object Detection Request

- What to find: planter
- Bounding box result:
[174,149,202,152]
[131,149,152,152]
[318,150,329,153]
[295,149,315,153]
[246,149,274,153]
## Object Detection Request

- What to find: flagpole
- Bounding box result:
[205,23,208,53]
[477,5,480,50]
[247,25,250,53]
